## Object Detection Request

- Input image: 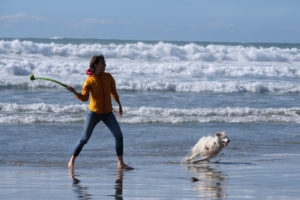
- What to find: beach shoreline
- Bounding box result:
[1,122,300,199]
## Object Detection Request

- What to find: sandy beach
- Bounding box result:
[1,122,300,199]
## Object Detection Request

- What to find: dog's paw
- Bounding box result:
[193,158,209,164]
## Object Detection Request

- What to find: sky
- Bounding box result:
[0,0,300,43]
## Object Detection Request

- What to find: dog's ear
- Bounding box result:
[216,132,221,137]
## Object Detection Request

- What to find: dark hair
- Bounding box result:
[89,55,105,73]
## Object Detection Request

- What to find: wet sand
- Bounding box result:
[1,153,300,200]
[1,122,300,199]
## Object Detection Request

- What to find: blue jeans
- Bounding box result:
[72,111,123,157]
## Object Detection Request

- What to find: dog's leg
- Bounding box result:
[184,153,199,163]
[192,157,209,164]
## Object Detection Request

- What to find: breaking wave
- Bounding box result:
[0,77,299,94]
[1,39,299,94]
[115,79,300,93]
[1,57,299,78]
[1,103,299,124]
[1,39,300,62]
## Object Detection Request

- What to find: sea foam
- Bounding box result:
[0,75,299,94]
[1,57,299,78]
[1,103,299,124]
[1,39,299,94]
[1,39,300,62]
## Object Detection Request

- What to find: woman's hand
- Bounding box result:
[67,86,77,95]
[118,104,123,118]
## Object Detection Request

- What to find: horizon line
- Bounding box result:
[1,36,300,46]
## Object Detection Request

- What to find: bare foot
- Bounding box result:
[68,155,75,169]
[118,163,134,170]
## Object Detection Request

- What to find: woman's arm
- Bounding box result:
[67,86,78,95]
[110,75,123,117]
[67,85,90,102]
[116,99,123,118]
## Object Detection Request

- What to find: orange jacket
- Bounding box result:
[76,72,119,114]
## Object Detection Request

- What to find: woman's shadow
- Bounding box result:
[69,168,124,200]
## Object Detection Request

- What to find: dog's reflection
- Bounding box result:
[69,168,124,200]
[186,164,227,199]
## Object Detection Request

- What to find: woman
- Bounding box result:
[67,55,133,170]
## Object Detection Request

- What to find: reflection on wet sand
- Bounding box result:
[186,164,228,199]
[114,169,123,200]
[69,168,92,200]
[69,168,124,200]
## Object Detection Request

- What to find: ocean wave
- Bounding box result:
[1,39,300,62]
[0,57,86,76]
[0,103,88,113]
[115,79,300,93]
[1,57,299,78]
[1,77,299,94]
[1,103,299,124]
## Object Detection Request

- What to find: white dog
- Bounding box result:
[185,131,230,163]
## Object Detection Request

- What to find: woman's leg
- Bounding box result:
[102,113,123,156]
[68,111,100,168]
[102,113,133,170]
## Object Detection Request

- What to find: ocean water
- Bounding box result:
[0,38,300,199]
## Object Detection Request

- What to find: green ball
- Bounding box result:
[29,74,35,81]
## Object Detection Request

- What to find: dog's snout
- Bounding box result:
[227,139,230,144]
